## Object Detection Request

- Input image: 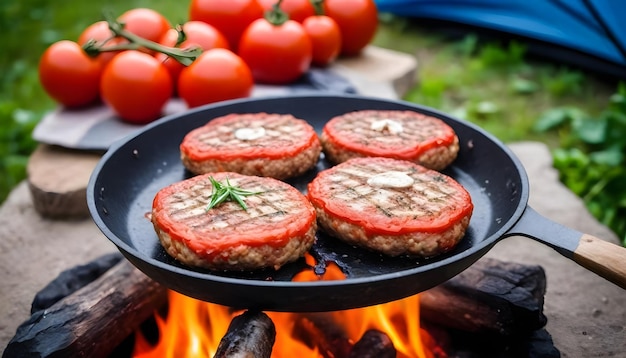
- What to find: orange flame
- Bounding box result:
[134,256,440,358]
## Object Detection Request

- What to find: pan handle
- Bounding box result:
[505,206,626,290]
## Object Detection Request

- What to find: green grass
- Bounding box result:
[371,16,616,145]
[1,1,623,243]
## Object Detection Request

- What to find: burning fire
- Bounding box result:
[133,255,442,358]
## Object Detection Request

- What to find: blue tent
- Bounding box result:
[374,0,626,79]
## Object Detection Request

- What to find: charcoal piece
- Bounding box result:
[349,329,396,358]
[293,312,352,358]
[213,310,275,358]
[31,252,123,313]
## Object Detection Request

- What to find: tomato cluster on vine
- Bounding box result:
[38,0,378,124]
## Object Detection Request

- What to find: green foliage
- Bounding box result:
[381,23,615,144]
[535,83,626,245]
[0,104,39,202]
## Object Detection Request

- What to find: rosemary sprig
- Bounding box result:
[206,176,261,211]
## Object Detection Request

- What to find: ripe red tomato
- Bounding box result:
[157,21,230,89]
[118,8,171,44]
[302,15,342,67]
[178,48,253,108]
[238,18,312,84]
[38,40,103,108]
[78,20,113,45]
[158,21,230,50]
[189,0,264,51]
[257,0,315,23]
[324,0,378,56]
[100,51,172,124]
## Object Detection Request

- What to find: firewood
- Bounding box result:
[349,329,396,358]
[292,313,352,358]
[3,259,168,358]
[213,310,275,358]
[419,257,547,336]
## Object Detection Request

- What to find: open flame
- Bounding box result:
[133,255,442,358]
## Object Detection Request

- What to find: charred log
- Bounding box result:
[420,257,548,336]
[30,252,123,313]
[293,313,352,358]
[3,256,168,358]
[349,329,396,358]
[213,310,275,358]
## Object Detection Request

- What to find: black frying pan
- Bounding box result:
[87,94,626,312]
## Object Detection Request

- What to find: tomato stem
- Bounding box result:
[310,0,325,16]
[82,12,201,66]
[264,0,290,26]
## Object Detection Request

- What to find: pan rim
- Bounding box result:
[87,93,530,290]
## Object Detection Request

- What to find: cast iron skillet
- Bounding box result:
[87,94,626,312]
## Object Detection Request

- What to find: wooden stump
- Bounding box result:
[27,144,102,218]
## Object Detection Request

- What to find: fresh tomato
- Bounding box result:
[118,8,171,44]
[158,21,229,50]
[324,0,378,56]
[100,51,172,124]
[302,15,341,67]
[78,20,113,45]
[238,17,312,84]
[38,40,103,108]
[157,21,230,89]
[257,0,315,23]
[189,0,264,51]
[178,48,253,108]
[77,20,126,65]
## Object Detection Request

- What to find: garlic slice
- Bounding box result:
[367,171,414,188]
[235,127,266,140]
[370,119,403,134]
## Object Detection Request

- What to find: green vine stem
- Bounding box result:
[82,12,202,66]
[310,0,325,16]
[264,0,289,26]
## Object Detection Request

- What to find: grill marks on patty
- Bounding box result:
[307,157,473,257]
[164,178,303,238]
[180,113,322,179]
[152,172,317,271]
[156,110,471,269]
[321,110,460,170]
[188,115,312,157]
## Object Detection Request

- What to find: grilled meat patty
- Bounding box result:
[152,172,317,271]
[180,113,322,179]
[307,157,473,257]
[321,110,460,170]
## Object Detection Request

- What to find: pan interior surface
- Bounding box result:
[88,94,528,310]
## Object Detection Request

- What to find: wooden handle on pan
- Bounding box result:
[573,234,626,290]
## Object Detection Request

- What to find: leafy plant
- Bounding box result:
[0,103,39,203]
[534,83,626,245]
